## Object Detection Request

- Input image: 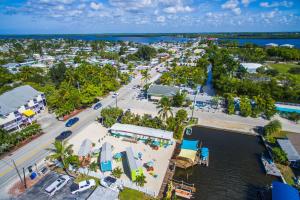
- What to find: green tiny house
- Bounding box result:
[126,147,143,181]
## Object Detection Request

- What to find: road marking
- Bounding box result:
[0,140,53,177]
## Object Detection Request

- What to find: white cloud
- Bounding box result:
[156,15,165,23]
[232,7,241,15]
[222,0,239,10]
[109,0,153,11]
[54,5,65,11]
[163,5,193,14]
[260,1,293,8]
[241,0,250,7]
[90,2,103,10]
[221,0,241,15]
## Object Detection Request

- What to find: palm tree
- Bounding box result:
[48,140,76,177]
[134,174,147,187]
[111,167,123,178]
[264,120,282,136]
[157,96,173,122]
[141,69,151,86]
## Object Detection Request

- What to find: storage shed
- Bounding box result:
[125,147,143,181]
[100,142,113,172]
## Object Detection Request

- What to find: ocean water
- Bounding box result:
[174,126,279,200]
[0,34,300,47]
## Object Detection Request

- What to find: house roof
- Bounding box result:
[87,186,119,200]
[126,147,142,171]
[78,139,92,157]
[100,142,112,163]
[147,84,180,97]
[272,181,299,200]
[277,139,300,162]
[110,123,173,140]
[0,85,42,116]
[181,139,199,151]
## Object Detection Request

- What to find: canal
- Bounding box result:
[174,126,279,200]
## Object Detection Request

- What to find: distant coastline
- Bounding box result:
[1,32,300,39]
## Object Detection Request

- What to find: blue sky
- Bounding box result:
[0,0,299,34]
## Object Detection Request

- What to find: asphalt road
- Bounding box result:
[0,63,165,198]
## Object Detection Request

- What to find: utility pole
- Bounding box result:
[11,159,26,189]
[23,168,27,189]
[191,85,200,119]
[115,95,118,108]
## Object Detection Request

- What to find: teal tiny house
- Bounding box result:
[100,142,113,172]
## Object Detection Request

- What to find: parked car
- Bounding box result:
[70,179,96,194]
[45,175,70,196]
[93,102,102,110]
[65,117,79,127]
[112,93,119,98]
[55,131,72,141]
[100,176,119,191]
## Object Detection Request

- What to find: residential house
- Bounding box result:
[0,85,46,132]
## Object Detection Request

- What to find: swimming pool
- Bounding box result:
[276,106,300,114]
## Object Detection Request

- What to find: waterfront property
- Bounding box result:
[100,142,113,172]
[125,147,143,181]
[0,85,46,132]
[174,126,279,200]
[176,139,200,169]
[147,84,180,101]
[110,123,173,143]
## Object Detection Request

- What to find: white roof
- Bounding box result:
[241,63,262,70]
[110,123,173,140]
[266,43,278,46]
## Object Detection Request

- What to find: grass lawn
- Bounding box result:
[74,174,100,186]
[119,188,156,200]
[276,163,295,186]
[269,63,299,73]
[272,131,288,139]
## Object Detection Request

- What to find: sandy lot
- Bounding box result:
[68,122,176,195]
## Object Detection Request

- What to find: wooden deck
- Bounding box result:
[157,160,176,199]
[172,179,196,193]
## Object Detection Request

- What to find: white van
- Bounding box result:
[45,175,70,196]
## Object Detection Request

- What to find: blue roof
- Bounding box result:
[181,139,199,151]
[272,181,299,200]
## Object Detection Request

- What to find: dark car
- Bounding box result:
[93,102,102,110]
[55,131,72,141]
[65,117,79,127]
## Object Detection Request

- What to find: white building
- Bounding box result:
[266,43,278,47]
[0,85,46,131]
[110,123,173,142]
[241,63,263,73]
[280,44,294,48]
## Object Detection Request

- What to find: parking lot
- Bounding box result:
[16,172,94,200]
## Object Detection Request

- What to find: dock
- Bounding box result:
[157,160,176,199]
[261,155,281,177]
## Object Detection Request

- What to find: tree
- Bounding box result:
[135,46,157,61]
[48,141,77,177]
[264,96,276,119]
[88,161,98,173]
[272,147,288,165]
[172,91,186,107]
[175,109,188,124]
[112,167,123,178]
[49,62,67,86]
[141,69,150,86]
[239,96,252,117]
[264,120,282,136]
[157,96,173,122]
[101,107,123,127]
[226,95,235,115]
[134,174,147,187]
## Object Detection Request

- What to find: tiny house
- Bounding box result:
[126,147,143,181]
[100,142,113,172]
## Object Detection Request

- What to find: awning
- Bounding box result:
[23,109,35,117]
[178,149,197,162]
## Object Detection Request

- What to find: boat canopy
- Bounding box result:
[181,140,199,151]
[178,149,197,162]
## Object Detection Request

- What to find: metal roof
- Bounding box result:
[126,147,141,171]
[100,142,112,163]
[147,84,179,97]
[277,139,300,162]
[78,139,92,157]
[0,85,42,116]
[87,186,119,200]
[110,123,173,140]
